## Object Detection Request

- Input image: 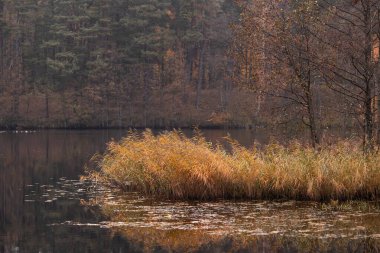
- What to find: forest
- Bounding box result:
[0,0,380,149]
[0,0,241,129]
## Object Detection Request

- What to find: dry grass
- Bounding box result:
[85,130,380,201]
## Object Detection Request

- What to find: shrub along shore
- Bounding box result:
[85,130,380,201]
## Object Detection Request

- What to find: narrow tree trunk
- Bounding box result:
[183,48,193,103]
[377,72,380,146]
[160,58,165,107]
[253,94,263,130]
[0,23,3,78]
[305,43,320,148]
[117,90,122,129]
[61,92,67,127]
[305,68,320,149]
[307,99,320,148]
[196,43,205,110]
[45,89,49,120]
[12,89,19,120]
[363,3,374,151]
[364,87,374,151]
[189,49,193,83]
[374,70,380,146]
[245,48,249,83]
[128,94,133,127]
[159,60,166,127]
[143,67,148,128]
[105,91,110,128]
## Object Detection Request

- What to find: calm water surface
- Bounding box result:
[0,130,379,253]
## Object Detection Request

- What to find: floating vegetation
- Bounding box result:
[84,130,380,201]
[87,193,380,239]
[23,176,380,252]
[321,201,380,212]
[24,178,95,203]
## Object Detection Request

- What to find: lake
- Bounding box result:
[0,130,379,253]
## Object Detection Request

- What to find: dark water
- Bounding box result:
[0,130,379,253]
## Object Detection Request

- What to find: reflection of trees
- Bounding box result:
[0,136,26,252]
[0,131,120,252]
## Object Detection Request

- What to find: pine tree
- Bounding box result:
[118,0,175,126]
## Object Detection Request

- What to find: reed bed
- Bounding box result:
[86,130,380,201]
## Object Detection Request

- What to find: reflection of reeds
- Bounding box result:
[93,226,380,253]
[86,130,380,201]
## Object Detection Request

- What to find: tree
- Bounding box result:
[232,0,326,148]
[118,0,175,126]
[320,0,380,150]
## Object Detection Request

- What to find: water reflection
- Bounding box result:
[80,185,380,252]
[0,130,379,253]
[0,130,119,253]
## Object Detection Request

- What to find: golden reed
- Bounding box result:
[85,130,380,201]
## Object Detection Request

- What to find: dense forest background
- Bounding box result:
[1,0,380,147]
[0,0,247,129]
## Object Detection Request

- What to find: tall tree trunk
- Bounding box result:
[183,48,194,103]
[304,67,320,148]
[363,3,374,151]
[61,92,67,128]
[376,68,380,146]
[305,53,320,148]
[364,85,374,151]
[105,90,110,128]
[117,85,122,129]
[128,94,133,127]
[307,95,320,148]
[159,59,165,127]
[159,57,165,105]
[12,89,19,120]
[0,27,3,79]
[45,88,49,120]
[143,66,148,128]
[196,43,205,110]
